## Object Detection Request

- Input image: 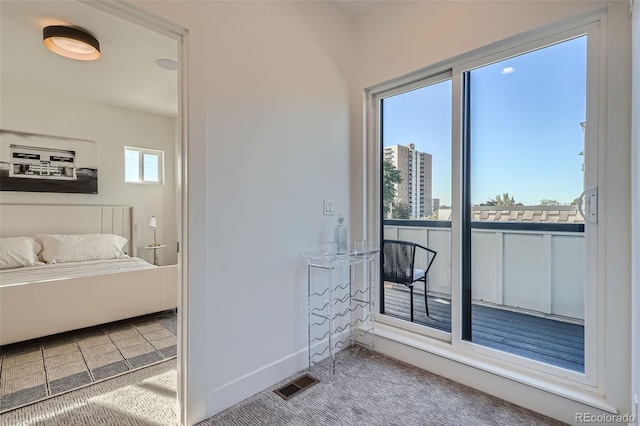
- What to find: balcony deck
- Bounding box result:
[383,286,585,373]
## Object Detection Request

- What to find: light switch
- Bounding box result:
[323,199,335,216]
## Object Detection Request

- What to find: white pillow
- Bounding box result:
[0,237,42,269]
[38,234,129,264]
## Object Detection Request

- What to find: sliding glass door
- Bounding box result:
[373,22,600,381]
[379,74,452,336]
[462,36,590,373]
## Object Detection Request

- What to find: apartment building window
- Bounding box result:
[125,146,164,184]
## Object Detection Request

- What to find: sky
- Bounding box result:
[382,35,587,207]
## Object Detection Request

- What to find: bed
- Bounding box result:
[0,205,177,346]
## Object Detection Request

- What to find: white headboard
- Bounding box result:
[0,205,135,256]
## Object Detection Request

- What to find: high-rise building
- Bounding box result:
[383,144,433,218]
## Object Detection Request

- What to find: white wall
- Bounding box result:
[128,1,354,423]
[115,1,633,424]
[0,87,178,265]
[351,1,631,424]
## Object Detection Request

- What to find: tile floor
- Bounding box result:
[0,309,177,412]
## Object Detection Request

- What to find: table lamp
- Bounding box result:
[147,216,158,247]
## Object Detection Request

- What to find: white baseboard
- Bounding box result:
[205,329,352,417]
[205,348,307,417]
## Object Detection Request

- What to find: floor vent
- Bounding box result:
[273,374,319,400]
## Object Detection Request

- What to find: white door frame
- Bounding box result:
[631,2,639,423]
[82,1,190,424]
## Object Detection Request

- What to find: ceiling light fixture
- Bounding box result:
[43,25,100,61]
[155,59,178,71]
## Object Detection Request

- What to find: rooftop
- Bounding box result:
[438,206,584,223]
[472,206,584,223]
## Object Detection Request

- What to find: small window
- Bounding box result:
[124,146,164,184]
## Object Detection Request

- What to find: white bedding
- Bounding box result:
[0,257,156,287]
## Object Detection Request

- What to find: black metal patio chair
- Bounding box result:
[382,239,437,322]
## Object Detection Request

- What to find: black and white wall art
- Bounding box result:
[0,130,98,194]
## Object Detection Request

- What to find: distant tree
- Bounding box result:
[539,199,562,206]
[571,197,580,206]
[481,193,522,206]
[392,202,411,219]
[383,159,403,218]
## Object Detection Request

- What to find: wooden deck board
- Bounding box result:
[382,287,584,372]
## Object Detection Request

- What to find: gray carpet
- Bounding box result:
[200,347,565,426]
[0,310,177,413]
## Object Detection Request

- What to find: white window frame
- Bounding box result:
[124,146,165,185]
[375,70,454,344]
[365,12,606,398]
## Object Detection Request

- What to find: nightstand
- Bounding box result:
[144,244,166,266]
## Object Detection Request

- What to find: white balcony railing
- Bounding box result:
[384,221,585,321]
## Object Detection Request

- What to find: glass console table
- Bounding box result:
[302,247,378,373]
